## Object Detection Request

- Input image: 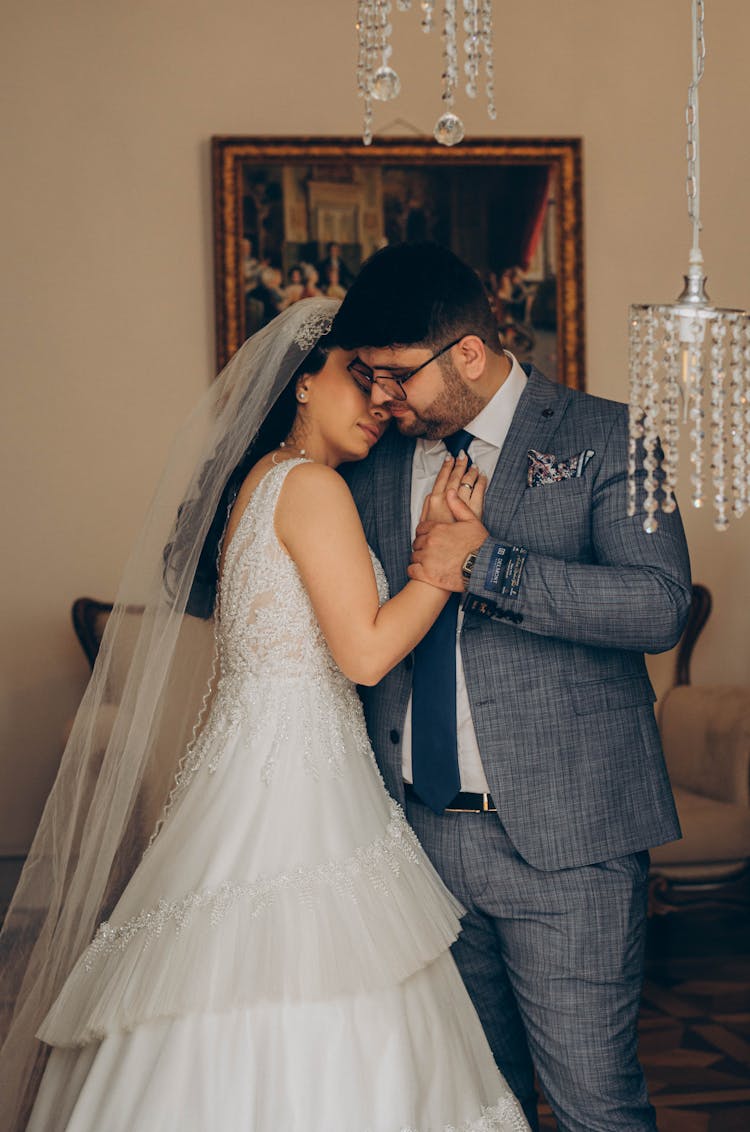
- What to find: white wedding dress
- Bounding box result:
[29,459,528,1132]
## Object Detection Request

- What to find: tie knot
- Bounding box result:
[443,429,475,460]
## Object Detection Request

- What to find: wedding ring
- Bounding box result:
[459,480,473,490]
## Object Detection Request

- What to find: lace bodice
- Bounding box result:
[217,458,388,689]
[153,457,389,815]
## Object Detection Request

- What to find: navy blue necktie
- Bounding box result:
[411,429,474,814]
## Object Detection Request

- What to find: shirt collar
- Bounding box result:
[422,351,528,455]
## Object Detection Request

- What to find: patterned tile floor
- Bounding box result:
[538,909,750,1130]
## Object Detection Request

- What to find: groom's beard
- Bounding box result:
[392,356,485,440]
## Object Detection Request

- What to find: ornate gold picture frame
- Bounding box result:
[212,136,585,388]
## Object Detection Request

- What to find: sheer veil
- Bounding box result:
[0,297,341,1130]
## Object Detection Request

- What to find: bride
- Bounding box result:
[0,298,527,1131]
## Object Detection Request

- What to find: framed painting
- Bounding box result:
[212,136,585,388]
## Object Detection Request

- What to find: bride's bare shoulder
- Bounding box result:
[227,458,353,538]
[274,461,361,556]
[277,460,354,513]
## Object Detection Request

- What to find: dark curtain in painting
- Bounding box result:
[485,165,551,273]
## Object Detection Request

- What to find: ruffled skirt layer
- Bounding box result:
[30,953,527,1132]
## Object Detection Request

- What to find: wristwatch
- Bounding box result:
[461,548,479,590]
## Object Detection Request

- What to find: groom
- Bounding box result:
[335,243,691,1132]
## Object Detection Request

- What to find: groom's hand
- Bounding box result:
[408,491,489,592]
[421,455,488,525]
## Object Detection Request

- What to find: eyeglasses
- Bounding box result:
[346,335,469,401]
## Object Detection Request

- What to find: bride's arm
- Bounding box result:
[276,461,464,686]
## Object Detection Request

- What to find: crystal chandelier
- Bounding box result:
[356,1,496,147]
[628,0,750,533]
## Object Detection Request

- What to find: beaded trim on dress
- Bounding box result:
[397,1097,529,1132]
[83,803,419,969]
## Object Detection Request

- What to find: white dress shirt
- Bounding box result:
[402,352,527,793]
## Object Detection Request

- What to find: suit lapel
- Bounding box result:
[374,427,415,589]
[485,367,572,530]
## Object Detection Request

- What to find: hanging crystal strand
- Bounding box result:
[660,308,681,514]
[463,0,481,99]
[729,315,746,517]
[480,0,496,119]
[356,2,368,103]
[370,0,401,102]
[641,308,662,533]
[709,315,729,530]
[397,0,413,9]
[687,314,706,509]
[357,1,377,145]
[746,326,750,507]
[421,0,435,32]
[434,1,465,145]
[627,308,645,519]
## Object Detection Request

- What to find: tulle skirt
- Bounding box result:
[30,952,528,1132]
[29,675,528,1131]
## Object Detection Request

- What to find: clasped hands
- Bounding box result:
[408,453,489,593]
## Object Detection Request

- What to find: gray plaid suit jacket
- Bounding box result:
[345,367,692,871]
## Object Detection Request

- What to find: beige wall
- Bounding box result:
[2,1,749,854]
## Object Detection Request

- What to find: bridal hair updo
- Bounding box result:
[332,241,503,357]
[165,333,333,620]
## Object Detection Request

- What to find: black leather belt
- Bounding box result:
[404,783,497,813]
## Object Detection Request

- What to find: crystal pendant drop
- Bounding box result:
[370,65,401,100]
[433,111,465,146]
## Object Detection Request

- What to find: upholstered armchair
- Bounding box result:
[650,585,750,912]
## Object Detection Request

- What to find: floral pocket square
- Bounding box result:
[527,448,595,488]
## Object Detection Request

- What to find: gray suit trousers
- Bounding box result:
[406,797,656,1132]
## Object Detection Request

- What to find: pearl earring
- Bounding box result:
[297,390,307,402]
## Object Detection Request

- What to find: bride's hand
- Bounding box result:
[420,454,488,525]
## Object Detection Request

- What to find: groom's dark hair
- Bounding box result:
[332,242,502,355]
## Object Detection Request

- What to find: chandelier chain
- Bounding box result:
[686,0,705,252]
